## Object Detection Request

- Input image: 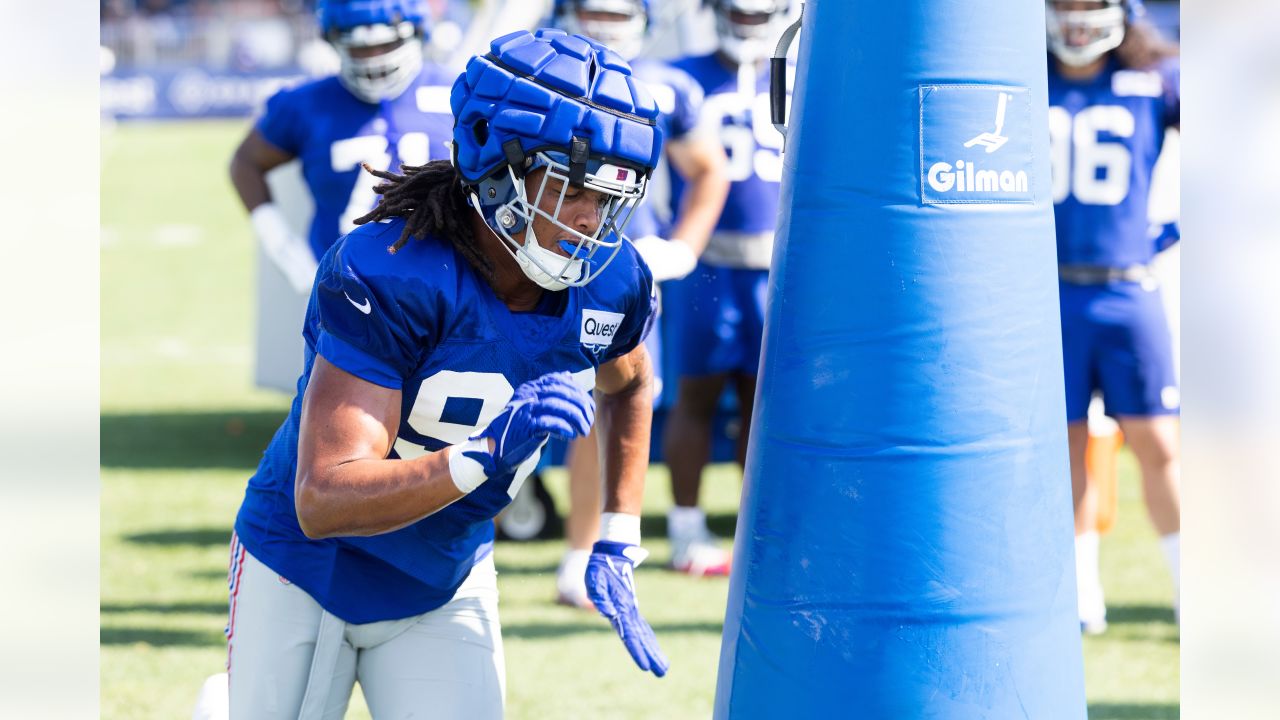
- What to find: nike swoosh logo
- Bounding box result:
[344,291,372,315]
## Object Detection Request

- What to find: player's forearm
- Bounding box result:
[595,366,654,517]
[295,450,465,539]
[668,166,730,257]
[229,149,273,212]
[666,138,730,256]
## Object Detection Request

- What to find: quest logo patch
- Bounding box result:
[919,85,1034,205]
[581,309,625,354]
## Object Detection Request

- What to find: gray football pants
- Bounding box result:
[227,548,505,719]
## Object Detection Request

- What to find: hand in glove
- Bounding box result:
[448,372,595,493]
[631,235,697,283]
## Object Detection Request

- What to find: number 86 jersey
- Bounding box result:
[1048,56,1180,267]
[256,66,457,260]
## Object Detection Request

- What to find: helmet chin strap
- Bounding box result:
[515,236,585,291]
[485,193,586,292]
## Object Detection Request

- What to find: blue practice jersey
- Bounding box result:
[625,58,705,240]
[671,54,784,236]
[256,66,456,259]
[234,219,657,624]
[1049,56,1180,267]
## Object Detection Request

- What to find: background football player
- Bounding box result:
[550,0,730,607]
[229,0,456,395]
[659,0,791,576]
[1046,0,1181,634]
[225,29,670,717]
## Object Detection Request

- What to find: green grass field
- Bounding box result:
[101,120,1178,719]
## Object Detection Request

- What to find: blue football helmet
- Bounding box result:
[318,0,430,103]
[450,29,664,290]
[707,0,791,65]
[551,0,651,61]
[1046,0,1144,67]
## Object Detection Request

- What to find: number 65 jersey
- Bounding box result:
[234,218,657,624]
[671,54,788,269]
[1049,56,1180,267]
[256,66,456,260]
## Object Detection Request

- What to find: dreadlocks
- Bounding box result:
[354,159,495,279]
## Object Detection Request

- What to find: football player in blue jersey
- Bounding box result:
[223,30,670,717]
[1046,0,1181,634]
[658,0,791,576]
[550,0,730,606]
[229,0,456,294]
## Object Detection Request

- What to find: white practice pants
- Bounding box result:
[226,542,505,719]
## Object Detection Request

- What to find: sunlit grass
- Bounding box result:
[101,120,1177,719]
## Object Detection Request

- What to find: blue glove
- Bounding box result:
[586,540,670,677]
[449,372,594,493]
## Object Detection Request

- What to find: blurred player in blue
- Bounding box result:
[229,0,455,293]
[224,30,670,717]
[658,0,791,576]
[550,0,729,606]
[1046,0,1181,633]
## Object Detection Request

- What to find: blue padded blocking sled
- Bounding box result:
[713,1,1087,718]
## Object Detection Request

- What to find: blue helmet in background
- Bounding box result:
[318,0,430,103]
[1046,0,1144,67]
[451,29,664,290]
[551,0,651,61]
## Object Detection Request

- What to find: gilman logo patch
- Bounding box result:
[581,309,625,353]
[919,84,1034,205]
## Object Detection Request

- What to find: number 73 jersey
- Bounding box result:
[255,66,456,260]
[1048,56,1180,267]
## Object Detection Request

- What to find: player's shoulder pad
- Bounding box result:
[671,52,720,78]
[587,234,655,307]
[1154,55,1180,95]
[267,74,345,105]
[322,218,465,317]
[631,59,706,111]
[331,218,459,277]
[417,62,459,87]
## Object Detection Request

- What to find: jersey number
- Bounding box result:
[702,91,786,184]
[330,92,445,233]
[331,132,430,234]
[392,368,596,500]
[1048,105,1135,206]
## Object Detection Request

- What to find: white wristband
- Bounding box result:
[599,512,642,546]
[249,202,291,244]
[632,235,698,282]
[250,202,319,294]
[447,439,490,494]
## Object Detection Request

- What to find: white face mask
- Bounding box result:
[472,152,647,291]
[514,231,588,291]
[715,0,789,65]
[1046,1,1126,67]
[333,22,424,103]
[559,11,646,61]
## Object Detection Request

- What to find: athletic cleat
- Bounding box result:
[1078,586,1108,636]
[669,535,732,577]
[1080,617,1108,636]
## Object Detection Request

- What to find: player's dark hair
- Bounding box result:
[354,159,495,279]
[1116,20,1179,69]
